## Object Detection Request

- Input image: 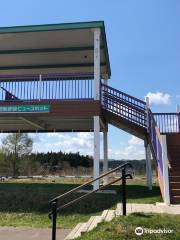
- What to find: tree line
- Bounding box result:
[0,133,154,177]
[0,133,93,177]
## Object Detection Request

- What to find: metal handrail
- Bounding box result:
[50,162,132,203]
[48,163,133,240]
[101,84,147,128]
[101,83,146,105]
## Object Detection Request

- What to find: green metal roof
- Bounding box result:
[0,21,111,78]
[0,21,104,33]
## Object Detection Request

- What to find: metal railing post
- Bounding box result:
[121,167,126,216]
[51,200,57,240]
[177,105,180,132]
[38,74,42,101]
[145,97,150,132]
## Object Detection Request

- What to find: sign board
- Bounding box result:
[0,104,50,113]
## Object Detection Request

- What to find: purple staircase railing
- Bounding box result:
[101,84,146,128]
[148,110,163,176]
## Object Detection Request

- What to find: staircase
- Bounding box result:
[65,210,115,240]
[48,85,180,240]
[65,202,180,239]
[101,84,147,140]
[101,84,180,204]
[167,134,180,204]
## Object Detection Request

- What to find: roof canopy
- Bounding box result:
[0,21,111,78]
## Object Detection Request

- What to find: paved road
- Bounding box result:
[0,227,71,240]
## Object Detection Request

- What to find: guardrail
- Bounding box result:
[48,163,133,240]
[153,113,180,134]
[0,74,94,101]
[101,84,146,127]
[148,110,164,188]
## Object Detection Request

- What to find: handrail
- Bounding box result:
[50,162,132,203]
[48,162,133,240]
[101,84,146,128]
[148,109,163,178]
[101,83,146,105]
[55,177,123,212]
[103,92,145,113]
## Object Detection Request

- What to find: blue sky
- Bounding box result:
[0,0,179,159]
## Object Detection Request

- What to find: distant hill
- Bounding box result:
[107,159,156,175]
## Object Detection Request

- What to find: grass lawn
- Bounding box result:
[77,213,180,240]
[0,176,162,229]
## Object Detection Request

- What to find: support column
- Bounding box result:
[161,135,170,204]
[145,97,152,190]
[145,142,152,190]
[94,28,100,100]
[103,130,108,185]
[93,116,100,190]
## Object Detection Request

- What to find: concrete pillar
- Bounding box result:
[93,116,100,190]
[103,130,108,184]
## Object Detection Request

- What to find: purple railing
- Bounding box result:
[153,113,180,134]
[0,73,94,101]
[101,84,146,127]
[148,110,163,177]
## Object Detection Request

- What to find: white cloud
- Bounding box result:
[145,92,171,105]
[128,136,144,146]
[32,132,94,156]
[0,133,145,160]
[110,136,144,160]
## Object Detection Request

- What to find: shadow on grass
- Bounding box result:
[131,212,153,218]
[0,182,162,215]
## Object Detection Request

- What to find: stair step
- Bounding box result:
[170,166,180,169]
[169,176,180,181]
[169,182,180,188]
[65,223,83,240]
[169,169,180,174]
[170,167,180,171]
[170,161,180,164]
[101,210,109,220]
[104,210,115,222]
[169,172,180,177]
[115,203,122,216]
[87,216,102,232]
[171,189,180,195]
[81,216,95,233]
[73,223,87,239]
[171,196,180,204]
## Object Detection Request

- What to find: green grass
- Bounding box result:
[0,212,92,229]
[0,177,162,229]
[77,213,180,240]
